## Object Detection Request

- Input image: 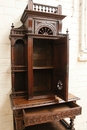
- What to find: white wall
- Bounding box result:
[0,0,87,130]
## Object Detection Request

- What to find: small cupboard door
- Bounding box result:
[53,35,69,101]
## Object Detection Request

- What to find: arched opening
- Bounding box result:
[14,39,25,65]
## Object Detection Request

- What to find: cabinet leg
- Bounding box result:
[60,117,75,130]
[14,118,25,130]
[69,117,75,130]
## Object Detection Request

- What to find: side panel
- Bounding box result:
[53,35,69,101]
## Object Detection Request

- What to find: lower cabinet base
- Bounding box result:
[14,118,75,130]
[11,94,81,130]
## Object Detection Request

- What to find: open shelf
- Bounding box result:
[33,38,53,68]
[33,69,53,96]
[14,72,27,92]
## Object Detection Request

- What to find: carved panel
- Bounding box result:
[24,113,59,126]
[35,20,57,35]
[38,27,53,35]
[23,105,81,127]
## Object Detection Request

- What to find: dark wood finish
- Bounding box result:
[23,102,81,127]
[10,94,81,130]
[9,0,81,130]
[27,37,33,98]
[10,93,80,110]
[53,36,69,101]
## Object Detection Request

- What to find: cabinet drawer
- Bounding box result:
[23,102,81,127]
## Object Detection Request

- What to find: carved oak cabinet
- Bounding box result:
[10,0,81,130]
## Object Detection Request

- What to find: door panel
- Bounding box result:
[53,35,69,101]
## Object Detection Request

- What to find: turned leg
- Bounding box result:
[69,117,75,130]
[14,117,25,130]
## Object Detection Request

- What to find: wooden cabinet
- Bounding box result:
[10,0,81,130]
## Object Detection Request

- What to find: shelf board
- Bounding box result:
[11,65,27,67]
[12,70,27,72]
[11,65,27,72]
[33,66,53,69]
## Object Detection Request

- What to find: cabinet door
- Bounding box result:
[53,35,69,101]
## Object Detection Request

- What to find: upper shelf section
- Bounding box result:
[20,0,66,23]
[10,0,68,37]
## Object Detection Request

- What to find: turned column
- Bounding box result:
[69,117,75,130]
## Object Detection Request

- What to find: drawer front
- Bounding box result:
[23,102,81,126]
